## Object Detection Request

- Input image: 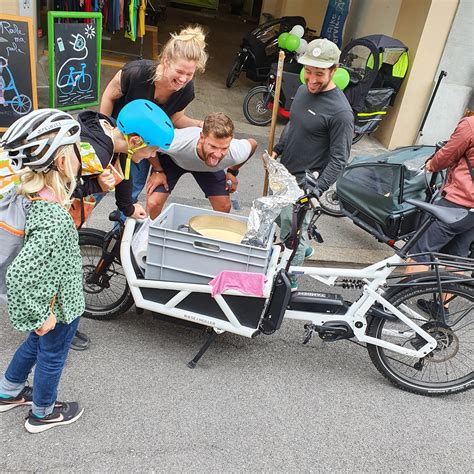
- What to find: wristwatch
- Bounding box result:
[227,168,239,177]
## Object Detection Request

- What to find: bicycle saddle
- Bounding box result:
[405,199,468,225]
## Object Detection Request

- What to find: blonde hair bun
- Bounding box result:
[174,25,206,49]
[161,24,208,73]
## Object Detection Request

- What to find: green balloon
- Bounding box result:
[285,34,300,52]
[278,32,289,48]
[333,67,350,90]
[300,66,351,89]
[300,67,305,84]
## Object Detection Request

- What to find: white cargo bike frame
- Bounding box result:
[121,218,437,360]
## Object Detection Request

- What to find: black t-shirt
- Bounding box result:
[111,59,195,119]
[76,111,134,217]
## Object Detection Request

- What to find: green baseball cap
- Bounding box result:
[298,38,341,69]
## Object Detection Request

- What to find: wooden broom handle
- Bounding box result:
[263,50,285,196]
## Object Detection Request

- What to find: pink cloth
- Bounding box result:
[209,271,266,298]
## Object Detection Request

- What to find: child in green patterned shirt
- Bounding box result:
[0,109,86,433]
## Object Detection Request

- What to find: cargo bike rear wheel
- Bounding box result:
[367,279,474,395]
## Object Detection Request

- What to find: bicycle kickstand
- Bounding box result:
[187,329,219,369]
[303,324,316,345]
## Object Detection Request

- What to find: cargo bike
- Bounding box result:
[79,173,473,396]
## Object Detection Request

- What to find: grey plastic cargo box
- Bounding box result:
[145,203,275,284]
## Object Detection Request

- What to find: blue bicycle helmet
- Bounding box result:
[116,99,174,149]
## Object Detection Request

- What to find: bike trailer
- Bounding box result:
[341,34,409,135]
[336,145,439,240]
[241,16,306,82]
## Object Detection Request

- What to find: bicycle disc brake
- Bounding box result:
[412,322,458,363]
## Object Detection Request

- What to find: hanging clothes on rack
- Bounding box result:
[54,1,81,10]
[119,0,125,29]
[137,0,146,39]
[124,0,139,41]
[106,0,121,33]
[55,0,145,40]
[115,0,122,32]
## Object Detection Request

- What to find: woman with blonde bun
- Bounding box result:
[100,25,208,204]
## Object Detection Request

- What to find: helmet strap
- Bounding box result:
[124,134,147,180]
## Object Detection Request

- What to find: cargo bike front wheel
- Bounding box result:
[79,228,134,320]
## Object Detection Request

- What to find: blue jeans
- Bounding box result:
[117,160,150,222]
[1,317,80,416]
[130,160,150,202]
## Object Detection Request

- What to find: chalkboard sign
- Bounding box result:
[0,15,38,132]
[48,12,102,111]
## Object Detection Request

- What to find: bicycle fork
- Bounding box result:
[87,228,121,287]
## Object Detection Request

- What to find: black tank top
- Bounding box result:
[111,59,195,119]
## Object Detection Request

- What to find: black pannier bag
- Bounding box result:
[336,146,440,240]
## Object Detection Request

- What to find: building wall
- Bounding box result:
[280,0,328,30]
[260,0,327,30]
[416,0,473,144]
[343,0,401,43]
[260,0,282,20]
[375,0,459,148]
[3,1,20,15]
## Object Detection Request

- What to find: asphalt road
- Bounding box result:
[1,133,472,472]
[1,299,472,471]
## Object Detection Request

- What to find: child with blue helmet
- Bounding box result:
[68,99,173,351]
[75,99,174,224]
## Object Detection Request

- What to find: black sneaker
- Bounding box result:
[417,299,451,325]
[25,402,84,434]
[0,386,33,412]
[70,330,91,351]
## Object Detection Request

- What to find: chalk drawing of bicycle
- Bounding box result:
[57,62,92,94]
[0,57,32,115]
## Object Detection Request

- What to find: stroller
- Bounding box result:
[225,16,314,88]
[341,34,409,143]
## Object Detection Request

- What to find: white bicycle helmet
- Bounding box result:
[0,109,81,172]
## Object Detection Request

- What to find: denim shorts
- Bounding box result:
[153,154,229,197]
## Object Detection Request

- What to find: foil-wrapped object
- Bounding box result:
[242,152,303,247]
